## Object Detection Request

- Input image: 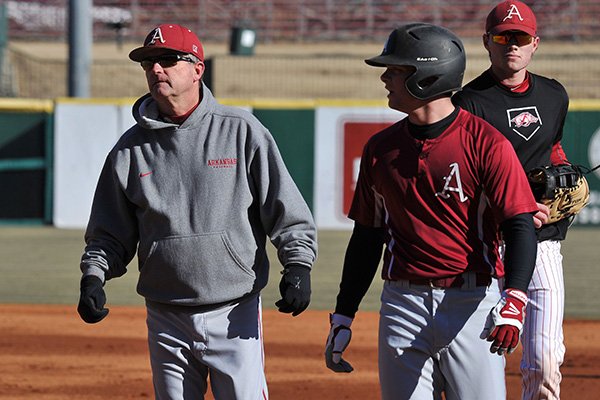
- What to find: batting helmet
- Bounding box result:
[365,23,466,100]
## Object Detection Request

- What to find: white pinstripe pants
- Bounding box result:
[520,240,565,400]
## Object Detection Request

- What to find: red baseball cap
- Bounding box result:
[485,0,537,36]
[129,24,204,62]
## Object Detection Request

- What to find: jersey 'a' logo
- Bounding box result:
[506,106,542,141]
[435,162,468,202]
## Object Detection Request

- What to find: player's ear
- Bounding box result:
[531,36,540,53]
[194,61,205,82]
[482,33,491,51]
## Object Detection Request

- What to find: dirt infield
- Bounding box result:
[1,304,599,399]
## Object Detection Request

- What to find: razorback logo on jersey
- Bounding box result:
[506,106,543,140]
[511,112,539,128]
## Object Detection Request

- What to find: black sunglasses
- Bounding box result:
[140,54,196,71]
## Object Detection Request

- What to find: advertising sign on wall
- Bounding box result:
[563,110,600,226]
[314,107,405,229]
[341,121,394,215]
[575,124,600,225]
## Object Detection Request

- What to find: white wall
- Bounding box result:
[53,99,135,228]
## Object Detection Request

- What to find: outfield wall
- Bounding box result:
[2,98,600,229]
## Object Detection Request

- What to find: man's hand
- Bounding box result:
[533,202,550,229]
[482,289,527,355]
[77,275,109,323]
[275,264,311,316]
[325,313,354,373]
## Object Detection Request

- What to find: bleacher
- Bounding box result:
[1,0,600,100]
[2,0,598,42]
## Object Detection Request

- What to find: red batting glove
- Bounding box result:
[483,289,527,355]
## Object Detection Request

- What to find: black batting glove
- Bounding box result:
[275,264,311,316]
[77,275,109,323]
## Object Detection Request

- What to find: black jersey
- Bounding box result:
[453,69,570,241]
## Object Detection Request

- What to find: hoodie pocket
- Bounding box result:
[138,232,256,304]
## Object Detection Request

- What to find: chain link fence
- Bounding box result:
[5,46,600,100]
[1,1,600,99]
[2,0,599,42]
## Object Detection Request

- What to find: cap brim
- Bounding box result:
[489,24,536,36]
[128,46,187,62]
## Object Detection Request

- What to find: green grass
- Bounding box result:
[0,227,597,318]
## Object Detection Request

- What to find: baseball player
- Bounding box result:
[324,23,539,400]
[453,2,570,398]
[76,24,317,400]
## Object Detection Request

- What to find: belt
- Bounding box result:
[392,272,492,289]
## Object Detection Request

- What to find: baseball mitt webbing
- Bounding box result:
[527,164,590,224]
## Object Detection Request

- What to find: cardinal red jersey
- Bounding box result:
[349,108,537,281]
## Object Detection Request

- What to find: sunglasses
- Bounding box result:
[140,54,196,71]
[490,32,534,46]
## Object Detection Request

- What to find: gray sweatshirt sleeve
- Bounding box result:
[249,129,317,269]
[80,153,139,282]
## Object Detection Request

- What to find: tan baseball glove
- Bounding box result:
[527,164,590,224]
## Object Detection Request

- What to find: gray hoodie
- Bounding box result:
[80,84,317,306]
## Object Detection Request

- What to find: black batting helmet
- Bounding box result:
[365,23,466,100]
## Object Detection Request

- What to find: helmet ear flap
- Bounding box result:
[405,74,441,100]
[417,76,440,90]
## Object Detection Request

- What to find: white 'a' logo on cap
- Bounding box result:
[503,4,524,22]
[149,28,166,44]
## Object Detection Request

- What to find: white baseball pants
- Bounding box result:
[146,294,268,400]
[378,278,506,400]
[520,240,565,400]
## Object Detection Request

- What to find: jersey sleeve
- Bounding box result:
[479,130,538,222]
[347,143,385,228]
[550,87,569,165]
[550,141,569,165]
